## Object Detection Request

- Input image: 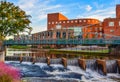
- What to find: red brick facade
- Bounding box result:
[103,5,120,39]
[83,23,103,39]
[47,13,100,30]
[30,4,120,48]
[116,4,120,18]
[31,4,120,43]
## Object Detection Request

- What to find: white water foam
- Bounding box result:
[5,61,120,82]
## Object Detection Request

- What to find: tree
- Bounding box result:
[0,1,32,40]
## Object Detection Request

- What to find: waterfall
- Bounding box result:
[50,58,62,64]
[36,57,47,63]
[22,56,32,62]
[5,61,120,82]
[86,59,97,70]
[67,58,79,66]
[5,56,19,61]
[106,60,118,73]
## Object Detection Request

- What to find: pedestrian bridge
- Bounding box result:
[3,39,120,45]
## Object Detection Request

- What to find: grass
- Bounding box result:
[57,49,109,53]
[49,49,109,54]
[9,45,30,49]
[48,49,111,59]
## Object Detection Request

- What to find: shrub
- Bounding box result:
[0,62,20,82]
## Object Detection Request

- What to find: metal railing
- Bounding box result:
[3,38,120,45]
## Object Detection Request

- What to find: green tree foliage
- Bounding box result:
[0,1,32,40]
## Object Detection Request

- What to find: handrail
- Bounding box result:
[3,38,120,45]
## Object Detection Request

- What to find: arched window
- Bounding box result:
[63,32,66,39]
[56,31,61,39]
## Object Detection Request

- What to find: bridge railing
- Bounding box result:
[3,39,120,45]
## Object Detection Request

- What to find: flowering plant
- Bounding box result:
[0,62,20,82]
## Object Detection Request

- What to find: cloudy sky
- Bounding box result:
[7,0,120,33]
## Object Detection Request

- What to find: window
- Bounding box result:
[119,21,120,26]
[63,32,66,39]
[59,21,61,24]
[75,20,77,23]
[52,22,54,24]
[79,20,82,22]
[56,32,61,39]
[110,30,114,32]
[95,28,98,31]
[63,21,65,23]
[48,22,51,24]
[56,22,58,24]
[100,32,102,36]
[95,32,98,38]
[50,32,53,38]
[71,21,73,23]
[56,24,61,29]
[84,20,86,22]
[109,22,114,26]
[88,20,90,22]
[99,27,102,31]
[67,21,69,23]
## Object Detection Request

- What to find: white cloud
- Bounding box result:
[16,0,63,33]
[14,0,117,33]
[77,7,115,21]
[31,25,47,33]
[38,14,47,21]
[86,5,92,11]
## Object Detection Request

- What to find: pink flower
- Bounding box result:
[0,62,21,81]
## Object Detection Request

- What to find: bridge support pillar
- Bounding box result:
[62,58,67,68]
[96,59,107,75]
[20,54,23,63]
[117,60,120,74]
[32,55,36,64]
[47,57,50,66]
[78,59,86,70]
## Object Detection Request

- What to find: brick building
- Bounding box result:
[16,4,120,48]
[47,13,102,39]
[103,5,120,39]
[83,23,103,39]
[47,13,100,29]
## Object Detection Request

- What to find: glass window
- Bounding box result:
[59,21,61,24]
[52,22,54,24]
[56,32,61,39]
[68,32,71,39]
[63,32,66,39]
[75,20,77,23]
[119,21,120,26]
[67,21,69,23]
[56,24,61,29]
[71,21,73,23]
[88,20,90,22]
[100,32,102,36]
[95,32,98,38]
[50,32,53,38]
[84,20,86,22]
[109,22,114,26]
[110,30,114,32]
[99,27,102,31]
[79,20,82,22]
